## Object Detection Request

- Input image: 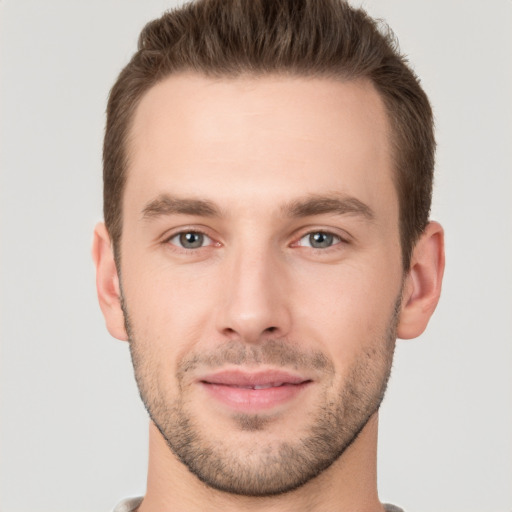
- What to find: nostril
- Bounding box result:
[265,326,278,334]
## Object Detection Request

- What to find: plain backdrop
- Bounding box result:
[1,1,511,511]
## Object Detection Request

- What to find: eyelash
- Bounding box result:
[163,228,350,253]
[294,231,345,250]
[164,229,217,251]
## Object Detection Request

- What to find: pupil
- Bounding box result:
[180,232,203,248]
[310,232,333,248]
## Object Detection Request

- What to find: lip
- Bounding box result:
[198,369,312,412]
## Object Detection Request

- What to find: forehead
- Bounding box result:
[125,73,396,218]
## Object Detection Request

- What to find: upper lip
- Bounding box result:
[198,369,311,388]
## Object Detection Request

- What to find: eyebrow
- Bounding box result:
[282,194,375,221]
[141,193,374,222]
[141,195,221,220]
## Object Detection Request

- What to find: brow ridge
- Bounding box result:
[282,194,375,220]
[141,193,374,222]
[142,194,220,219]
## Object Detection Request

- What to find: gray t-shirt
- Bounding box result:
[112,496,404,511]
[112,497,142,512]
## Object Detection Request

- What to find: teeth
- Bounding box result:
[238,383,284,390]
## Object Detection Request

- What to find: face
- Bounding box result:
[119,74,404,496]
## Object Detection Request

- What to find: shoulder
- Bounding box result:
[111,496,143,512]
[384,504,405,512]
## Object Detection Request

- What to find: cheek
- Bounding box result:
[121,257,218,358]
[291,259,401,361]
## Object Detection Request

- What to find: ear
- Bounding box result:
[397,221,445,339]
[91,222,128,341]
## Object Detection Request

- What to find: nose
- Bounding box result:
[216,245,292,344]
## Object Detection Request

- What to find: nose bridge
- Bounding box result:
[218,236,290,342]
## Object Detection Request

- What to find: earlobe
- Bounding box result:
[397,221,445,340]
[92,223,128,341]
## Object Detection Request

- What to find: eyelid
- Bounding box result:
[160,225,350,251]
[162,226,221,249]
[168,232,213,248]
[291,227,352,247]
[297,232,341,248]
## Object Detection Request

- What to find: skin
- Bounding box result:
[93,74,445,512]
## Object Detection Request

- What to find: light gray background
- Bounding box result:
[1,1,511,511]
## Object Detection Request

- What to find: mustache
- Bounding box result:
[177,339,334,375]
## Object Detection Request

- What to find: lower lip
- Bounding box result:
[200,382,311,412]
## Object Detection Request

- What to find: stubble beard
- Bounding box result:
[123,297,400,497]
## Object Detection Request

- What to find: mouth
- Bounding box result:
[198,369,313,412]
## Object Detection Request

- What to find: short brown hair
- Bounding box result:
[103,0,435,270]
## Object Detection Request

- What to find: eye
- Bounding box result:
[298,231,341,249]
[168,231,213,249]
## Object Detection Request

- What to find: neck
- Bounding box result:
[138,414,384,512]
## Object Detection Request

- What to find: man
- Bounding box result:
[92,0,445,511]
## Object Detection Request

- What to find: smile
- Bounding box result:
[231,383,288,390]
[198,370,313,412]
